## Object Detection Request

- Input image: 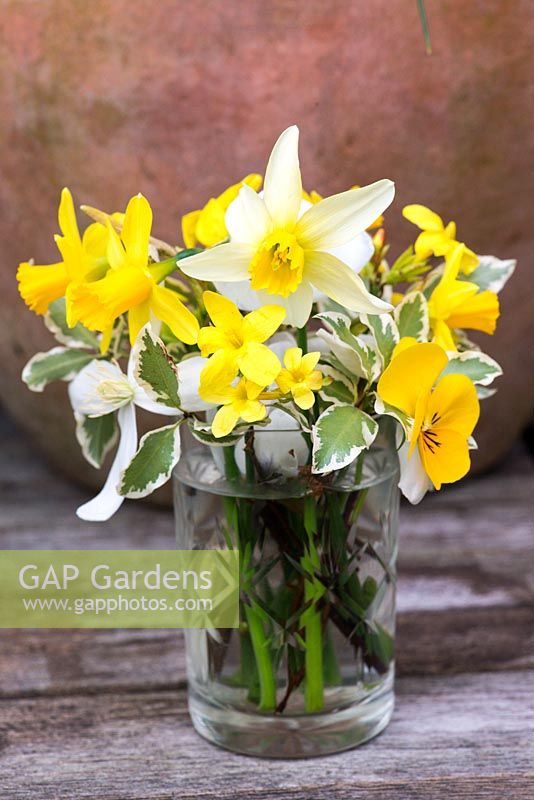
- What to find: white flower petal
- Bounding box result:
[213,279,262,311]
[295,179,395,249]
[326,231,374,274]
[263,126,303,230]
[179,242,254,282]
[257,280,314,328]
[76,403,137,521]
[68,360,131,417]
[177,356,214,412]
[305,251,392,314]
[398,441,432,505]
[225,184,272,245]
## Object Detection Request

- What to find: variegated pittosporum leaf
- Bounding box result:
[394,291,429,341]
[315,311,378,382]
[439,350,503,386]
[312,404,378,474]
[361,313,399,368]
[22,347,95,392]
[75,412,118,469]
[133,326,181,408]
[120,421,183,498]
[45,298,100,350]
[464,255,516,294]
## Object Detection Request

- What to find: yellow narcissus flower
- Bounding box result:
[198,291,285,386]
[377,340,479,502]
[403,203,478,274]
[276,347,322,409]
[67,194,199,346]
[182,174,263,249]
[201,377,268,438]
[428,243,500,351]
[180,126,394,327]
[17,188,109,315]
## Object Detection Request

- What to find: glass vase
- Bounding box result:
[173,425,399,758]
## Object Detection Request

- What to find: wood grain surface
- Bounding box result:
[0,415,533,799]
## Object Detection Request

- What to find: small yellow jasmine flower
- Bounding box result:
[276,347,322,409]
[182,174,263,249]
[377,341,479,491]
[403,203,478,274]
[428,243,500,351]
[67,194,199,346]
[198,291,285,386]
[201,377,268,438]
[17,188,108,315]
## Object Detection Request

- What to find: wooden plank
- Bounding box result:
[0,670,533,799]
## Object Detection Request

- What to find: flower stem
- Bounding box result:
[244,603,277,712]
[296,325,308,354]
[302,495,324,713]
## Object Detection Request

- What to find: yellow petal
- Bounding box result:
[195,198,228,247]
[99,325,114,354]
[241,399,267,423]
[446,291,500,334]
[292,386,315,410]
[391,336,418,359]
[212,405,240,438]
[237,342,281,385]
[414,230,448,259]
[82,222,109,259]
[58,188,82,245]
[402,204,444,232]
[199,352,238,404]
[106,220,127,270]
[377,342,448,418]
[17,261,70,315]
[181,209,201,248]
[150,284,199,345]
[67,266,151,330]
[431,319,457,351]
[197,325,232,357]
[127,300,151,345]
[121,194,152,270]
[242,304,286,343]
[203,290,243,334]
[418,427,471,490]
[459,245,478,275]
[283,347,302,372]
[428,374,479,437]
[301,351,321,372]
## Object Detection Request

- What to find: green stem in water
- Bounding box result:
[244,604,277,711]
[302,495,324,713]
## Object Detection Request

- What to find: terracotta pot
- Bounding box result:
[1,0,533,493]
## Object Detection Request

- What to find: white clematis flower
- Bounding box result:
[180,126,395,327]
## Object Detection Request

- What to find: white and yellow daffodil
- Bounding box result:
[182,174,262,248]
[17,188,109,315]
[403,203,478,274]
[180,126,395,327]
[377,339,480,503]
[67,194,199,346]
[198,291,285,387]
[428,243,500,351]
[276,347,322,410]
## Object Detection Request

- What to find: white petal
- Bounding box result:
[177,356,215,412]
[305,251,392,314]
[234,408,309,478]
[76,404,137,521]
[225,184,272,245]
[326,231,374,274]
[296,179,395,249]
[68,360,131,417]
[178,242,253,282]
[263,126,303,230]
[398,441,432,505]
[257,281,314,328]
[213,279,262,311]
[316,329,368,378]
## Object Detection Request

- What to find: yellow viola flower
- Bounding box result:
[403,203,478,274]
[428,243,500,351]
[182,174,263,249]
[377,340,480,493]
[17,188,108,315]
[276,347,323,409]
[67,194,199,346]
[180,126,394,327]
[198,291,285,386]
[201,376,268,438]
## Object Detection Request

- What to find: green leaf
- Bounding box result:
[316,312,377,381]
[120,421,182,498]
[188,419,245,447]
[74,412,118,469]
[133,327,180,408]
[312,404,378,474]
[362,313,399,368]
[394,291,429,341]
[464,255,516,294]
[440,350,502,386]
[45,298,100,350]
[22,347,94,392]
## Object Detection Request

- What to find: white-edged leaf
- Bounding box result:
[421,266,444,299]
[315,311,377,381]
[362,313,399,368]
[270,402,311,431]
[22,347,94,392]
[133,326,180,408]
[465,255,516,294]
[476,385,497,400]
[374,394,411,434]
[45,298,100,350]
[119,421,182,498]
[394,291,429,341]
[312,404,378,474]
[188,419,246,447]
[440,350,502,386]
[318,364,357,406]
[74,412,118,469]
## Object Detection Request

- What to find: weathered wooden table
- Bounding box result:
[0,415,533,799]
